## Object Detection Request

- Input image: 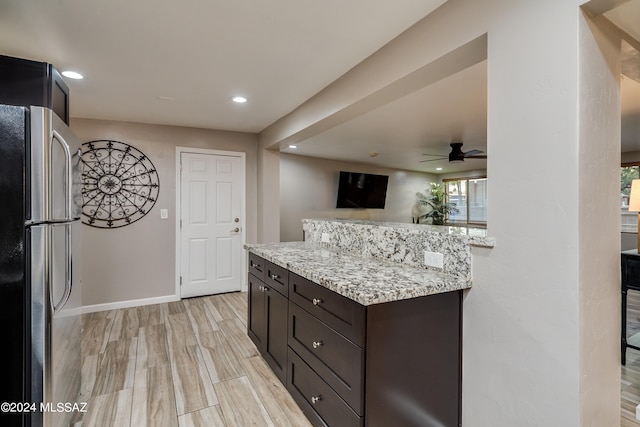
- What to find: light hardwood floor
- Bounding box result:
[76,290,639,426]
[75,292,312,427]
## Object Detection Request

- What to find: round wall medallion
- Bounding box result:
[81,140,160,228]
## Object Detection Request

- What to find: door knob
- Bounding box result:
[234,218,240,223]
[231,227,240,233]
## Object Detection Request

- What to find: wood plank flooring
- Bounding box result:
[75,292,312,427]
[75,290,640,426]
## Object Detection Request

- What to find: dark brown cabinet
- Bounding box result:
[621,250,640,364]
[289,272,365,345]
[365,291,462,427]
[288,348,362,427]
[248,253,462,427]
[288,301,365,414]
[247,257,288,384]
[0,55,70,124]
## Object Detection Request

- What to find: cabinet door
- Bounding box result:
[247,274,266,350]
[264,288,288,384]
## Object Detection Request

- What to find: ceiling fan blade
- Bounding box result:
[463,149,484,157]
[422,153,444,157]
[419,157,447,163]
[465,155,487,159]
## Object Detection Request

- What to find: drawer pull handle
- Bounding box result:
[312,340,323,349]
[311,396,321,405]
[271,274,280,280]
[259,285,268,292]
[254,263,261,268]
[312,298,322,306]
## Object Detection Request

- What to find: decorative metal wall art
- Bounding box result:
[81,140,160,228]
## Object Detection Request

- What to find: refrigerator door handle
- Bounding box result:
[51,129,72,220]
[52,224,72,314]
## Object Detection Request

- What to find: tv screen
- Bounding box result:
[336,171,389,209]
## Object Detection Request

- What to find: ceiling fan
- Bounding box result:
[420,142,487,163]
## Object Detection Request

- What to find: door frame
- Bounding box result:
[175,146,247,298]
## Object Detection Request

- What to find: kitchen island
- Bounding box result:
[246,219,493,427]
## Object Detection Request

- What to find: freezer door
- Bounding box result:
[30,106,83,223]
[30,225,46,427]
[49,221,82,427]
[30,222,82,427]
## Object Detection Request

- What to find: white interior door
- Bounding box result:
[179,151,244,298]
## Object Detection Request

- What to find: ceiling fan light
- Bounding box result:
[448,142,466,162]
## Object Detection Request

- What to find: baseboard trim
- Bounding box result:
[82,294,181,314]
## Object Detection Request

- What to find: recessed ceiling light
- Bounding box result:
[288,145,298,149]
[232,96,247,103]
[61,70,83,80]
[436,167,443,171]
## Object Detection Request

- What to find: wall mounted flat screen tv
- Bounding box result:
[336,171,389,209]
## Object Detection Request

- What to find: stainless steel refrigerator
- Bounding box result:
[0,104,82,427]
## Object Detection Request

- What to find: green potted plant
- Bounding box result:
[414,182,459,225]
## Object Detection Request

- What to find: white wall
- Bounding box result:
[71,118,258,308]
[259,0,621,424]
[577,9,621,421]
[280,153,436,241]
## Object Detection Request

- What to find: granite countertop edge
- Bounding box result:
[245,242,471,306]
[302,218,496,248]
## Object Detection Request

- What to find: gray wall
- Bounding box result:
[71,118,258,307]
[280,153,436,242]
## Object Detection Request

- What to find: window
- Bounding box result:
[444,177,487,226]
[622,163,640,232]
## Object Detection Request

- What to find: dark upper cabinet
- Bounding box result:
[0,55,70,124]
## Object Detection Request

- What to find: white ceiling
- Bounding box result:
[285,1,640,174]
[284,60,488,175]
[0,0,639,175]
[0,0,446,132]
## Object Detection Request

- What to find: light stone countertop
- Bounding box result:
[245,241,471,306]
[303,218,495,248]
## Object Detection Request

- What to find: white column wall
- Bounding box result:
[578,11,621,423]
[257,143,281,243]
[468,2,582,424]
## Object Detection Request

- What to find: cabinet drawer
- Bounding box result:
[287,348,362,427]
[288,302,364,414]
[265,261,288,297]
[289,273,365,346]
[248,253,265,280]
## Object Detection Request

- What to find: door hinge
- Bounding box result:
[180,276,182,285]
